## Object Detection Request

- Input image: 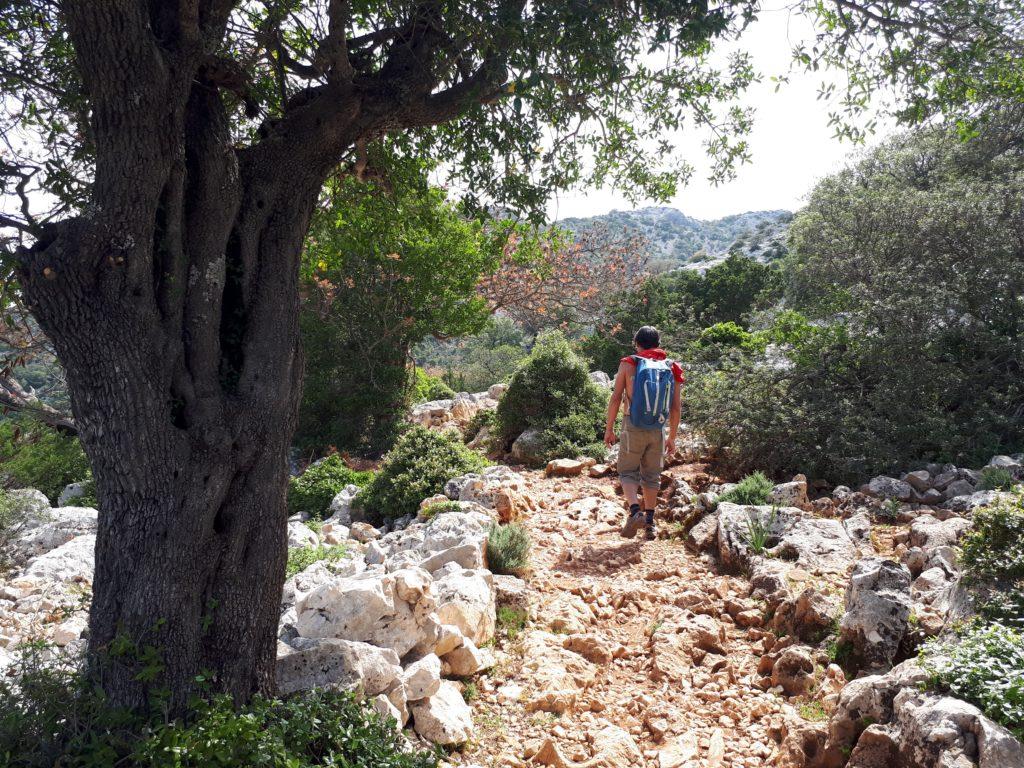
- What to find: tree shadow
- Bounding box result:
[553,540,644,577]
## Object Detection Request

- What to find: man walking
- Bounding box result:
[604,326,683,540]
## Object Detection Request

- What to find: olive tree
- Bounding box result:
[0,0,758,710]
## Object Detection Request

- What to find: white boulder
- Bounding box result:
[409,680,474,745]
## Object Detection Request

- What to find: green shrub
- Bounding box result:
[718,471,773,506]
[410,368,456,403]
[464,408,497,443]
[419,499,462,520]
[287,455,373,521]
[285,544,350,579]
[0,490,26,572]
[0,645,439,768]
[0,417,90,503]
[358,426,487,524]
[980,466,1017,491]
[743,506,778,554]
[922,623,1024,739]
[495,331,608,465]
[538,412,608,463]
[496,606,528,642]
[960,494,1024,582]
[486,523,531,576]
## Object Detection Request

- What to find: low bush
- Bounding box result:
[287,455,373,521]
[538,412,608,463]
[358,426,487,524]
[486,523,531,576]
[922,623,1024,739]
[464,409,496,443]
[718,471,773,506]
[0,417,90,503]
[419,499,462,520]
[410,368,456,403]
[495,331,608,465]
[0,490,26,571]
[0,646,439,767]
[496,606,528,642]
[960,493,1024,582]
[980,466,1017,492]
[285,544,350,578]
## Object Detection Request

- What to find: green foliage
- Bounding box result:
[980,467,1017,492]
[496,607,529,642]
[689,128,1024,483]
[419,499,462,520]
[296,150,497,456]
[0,417,90,503]
[718,471,773,506]
[698,321,763,352]
[979,589,1024,631]
[960,494,1024,582]
[0,646,438,767]
[285,545,350,579]
[0,490,25,571]
[486,523,531,577]
[410,369,456,403]
[798,701,828,722]
[417,318,530,394]
[464,409,497,443]
[287,455,373,521]
[359,427,487,524]
[496,331,608,464]
[539,412,608,463]
[742,506,777,554]
[922,623,1024,739]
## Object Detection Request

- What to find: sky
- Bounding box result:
[546,1,896,223]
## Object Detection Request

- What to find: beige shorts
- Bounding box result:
[618,417,664,491]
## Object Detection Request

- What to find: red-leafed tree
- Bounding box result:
[480,223,649,334]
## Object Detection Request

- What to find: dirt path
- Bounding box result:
[452,462,800,768]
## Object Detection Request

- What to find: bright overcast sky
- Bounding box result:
[547,1,897,222]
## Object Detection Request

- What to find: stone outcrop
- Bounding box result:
[839,558,912,674]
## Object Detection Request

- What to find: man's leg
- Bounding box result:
[618,423,646,538]
[639,428,665,540]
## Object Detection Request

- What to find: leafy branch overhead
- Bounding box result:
[0,0,760,233]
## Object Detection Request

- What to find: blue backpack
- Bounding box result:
[628,356,676,429]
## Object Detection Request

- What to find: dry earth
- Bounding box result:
[446,460,810,768]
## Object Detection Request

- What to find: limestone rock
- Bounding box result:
[24,534,95,583]
[12,506,97,561]
[521,631,597,713]
[770,476,809,507]
[401,653,441,701]
[546,458,588,477]
[409,680,474,745]
[839,558,912,673]
[510,427,545,466]
[349,522,380,543]
[588,725,643,767]
[771,646,816,696]
[434,567,495,645]
[908,515,971,550]
[327,484,360,526]
[863,476,913,501]
[287,520,319,549]
[294,568,440,657]
[276,638,401,696]
[493,574,530,613]
[441,638,494,677]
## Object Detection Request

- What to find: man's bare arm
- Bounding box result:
[604,362,629,446]
[666,382,682,454]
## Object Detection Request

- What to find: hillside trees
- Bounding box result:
[0,0,761,709]
[689,127,1024,481]
[297,151,495,455]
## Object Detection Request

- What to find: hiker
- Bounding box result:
[603,325,683,540]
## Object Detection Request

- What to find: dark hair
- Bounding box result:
[633,326,660,350]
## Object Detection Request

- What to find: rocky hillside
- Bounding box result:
[2,383,1023,768]
[558,207,793,271]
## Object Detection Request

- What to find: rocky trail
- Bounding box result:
[455,459,794,768]
[3,403,1024,768]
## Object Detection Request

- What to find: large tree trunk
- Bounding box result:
[16,30,330,706]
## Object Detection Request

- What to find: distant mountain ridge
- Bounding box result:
[559,205,793,271]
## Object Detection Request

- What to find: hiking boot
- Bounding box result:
[644,523,657,541]
[621,510,644,539]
